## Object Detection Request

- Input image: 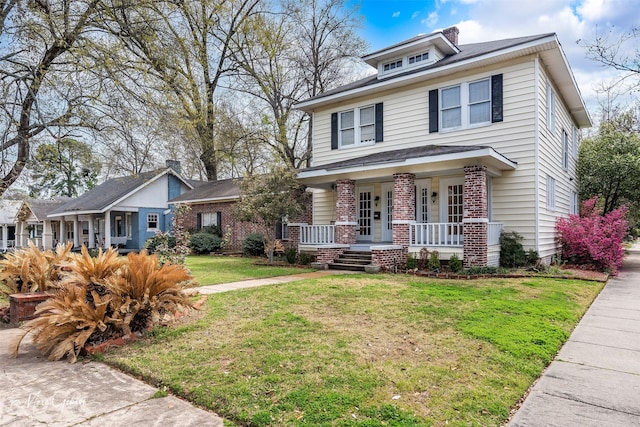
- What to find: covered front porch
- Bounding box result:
[293,145,517,269]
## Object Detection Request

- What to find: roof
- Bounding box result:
[0,200,24,224]
[296,33,591,128]
[25,198,71,221]
[298,145,517,183]
[49,168,192,216]
[170,177,242,204]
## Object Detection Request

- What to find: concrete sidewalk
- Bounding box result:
[0,269,351,426]
[508,243,640,427]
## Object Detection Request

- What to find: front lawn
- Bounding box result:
[185,255,306,285]
[101,274,603,426]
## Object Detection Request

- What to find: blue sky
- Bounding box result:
[353,0,639,118]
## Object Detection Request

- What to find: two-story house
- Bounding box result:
[290,27,591,270]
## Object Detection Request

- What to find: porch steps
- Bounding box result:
[329,251,372,272]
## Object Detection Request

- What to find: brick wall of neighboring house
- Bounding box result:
[463,165,488,267]
[182,202,264,251]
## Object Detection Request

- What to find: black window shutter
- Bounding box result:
[491,74,503,123]
[331,112,338,149]
[275,222,283,239]
[375,103,384,142]
[428,89,439,133]
[196,213,202,230]
[216,212,222,228]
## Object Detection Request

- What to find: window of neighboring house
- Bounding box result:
[202,212,218,227]
[276,216,289,240]
[339,105,376,147]
[408,52,429,64]
[547,83,556,133]
[570,191,579,215]
[440,78,491,130]
[562,129,569,169]
[115,216,124,236]
[382,59,403,72]
[547,176,556,210]
[147,213,159,230]
[33,225,43,238]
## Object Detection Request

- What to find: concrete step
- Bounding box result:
[334,258,371,265]
[328,262,366,272]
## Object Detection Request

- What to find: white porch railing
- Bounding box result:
[410,222,503,247]
[299,225,335,244]
[487,223,503,246]
[411,223,464,246]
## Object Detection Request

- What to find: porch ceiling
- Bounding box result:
[298,145,516,186]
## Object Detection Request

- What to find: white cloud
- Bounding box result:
[412,11,420,19]
[392,11,400,18]
[422,11,439,27]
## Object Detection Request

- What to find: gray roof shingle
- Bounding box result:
[170,177,242,203]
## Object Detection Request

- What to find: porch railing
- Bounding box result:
[487,223,503,246]
[410,222,504,247]
[299,224,335,245]
[411,223,464,246]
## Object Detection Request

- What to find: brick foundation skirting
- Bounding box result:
[371,248,406,271]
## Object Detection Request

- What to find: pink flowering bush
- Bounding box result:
[556,197,629,274]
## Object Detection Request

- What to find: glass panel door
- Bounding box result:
[357,187,373,241]
[381,184,393,242]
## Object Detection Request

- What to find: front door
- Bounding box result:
[381,183,393,242]
[357,186,373,242]
[440,178,464,245]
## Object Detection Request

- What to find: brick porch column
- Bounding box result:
[463,165,488,267]
[335,179,357,245]
[392,173,415,262]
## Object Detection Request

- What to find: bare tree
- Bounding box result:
[0,1,107,196]
[98,0,262,181]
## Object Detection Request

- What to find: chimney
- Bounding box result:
[166,159,181,174]
[442,26,459,45]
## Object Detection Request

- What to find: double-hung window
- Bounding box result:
[147,213,159,230]
[562,130,569,169]
[440,78,491,130]
[547,176,556,210]
[547,83,556,133]
[339,105,375,147]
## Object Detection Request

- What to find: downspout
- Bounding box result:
[534,55,540,252]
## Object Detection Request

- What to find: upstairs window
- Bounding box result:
[429,74,503,133]
[562,129,569,169]
[408,52,429,64]
[383,59,403,72]
[546,83,556,133]
[338,107,375,146]
[331,103,383,149]
[572,126,578,159]
[439,78,491,130]
[547,176,556,210]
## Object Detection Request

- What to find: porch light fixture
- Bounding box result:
[374,196,380,206]
[431,192,438,203]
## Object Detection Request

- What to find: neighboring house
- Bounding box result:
[47,162,194,250]
[22,198,70,249]
[291,27,591,269]
[0,200,24,251]
[170,177,274,251]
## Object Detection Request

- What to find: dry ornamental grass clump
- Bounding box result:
[9,247,194,362]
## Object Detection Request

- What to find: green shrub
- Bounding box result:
[201,224,222,237]
[243,233,265,256]
[285,247,297,264]
[500,230,526,268]
[448,253,462,273]
[428,250,441,271]
[298,252,314,265]
[417,248,430,270]
[406,252,418,270]
[525,249,540,266]
[145,233,176,252]
[189,233,223,254]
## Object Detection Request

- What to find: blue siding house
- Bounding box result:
[47,161,195,250]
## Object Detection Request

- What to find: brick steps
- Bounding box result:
[329,250,372,272]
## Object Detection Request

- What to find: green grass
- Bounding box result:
[102,274,603,426]
[184,255,306,286]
